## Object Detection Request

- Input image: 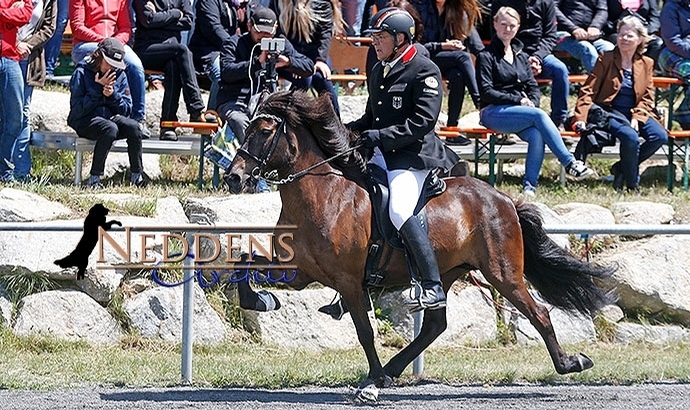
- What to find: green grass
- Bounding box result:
[0,325,688,390]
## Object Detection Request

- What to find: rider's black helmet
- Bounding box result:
[366,7,415,44]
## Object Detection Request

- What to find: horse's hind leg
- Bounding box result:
[494,276,594,374]
[382,307,447,379]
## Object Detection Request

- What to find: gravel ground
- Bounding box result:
[0,383,688,409]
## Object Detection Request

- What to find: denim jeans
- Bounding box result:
[480,104,576,189]
[72,41,147,122]
[609,117,668,188]
[282,60,340,115]
[217,101,250,143]
[206,55,221,111]
[554,32,614,72]
[14,59,33,178]
[341,0,366,35]
[537,54,569,125]
[136,39,205,121]
[432,50,479,126]
[0,57,24,179]
[43,0,69,76]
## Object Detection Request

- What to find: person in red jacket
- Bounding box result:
[69,0,151,138]
[0,0,33,183]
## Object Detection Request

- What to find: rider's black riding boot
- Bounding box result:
[399,217,446,311]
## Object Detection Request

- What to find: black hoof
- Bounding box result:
[558,353,594,374]
[375,374,393,388]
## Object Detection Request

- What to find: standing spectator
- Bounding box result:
[0,0,33,183]
[477,6,594,196]
[132,0,210,141]
[69,0,151,138]
[659,0,690,130]
[269,0,344,115]
[411,0,483,145]
[67,38,145,188]
[492,0,570,131]
[603,0,662,61]
[14,0,57,182]
[572,16,668,192]
[553,0,614,72]
[342,0,366,36]
[188,0,249,111]
[42,0,67,78]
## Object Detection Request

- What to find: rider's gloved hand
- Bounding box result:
[359,129,380,148]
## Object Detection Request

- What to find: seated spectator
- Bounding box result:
[133,0,210,141]
[477,6,594,196]
[492,0,570,131]
[0,0,33,184]
[659,0,690,130]
[268,0,344,115]
[572,16,668,193]
[411,0,483,146]
[14,0,57,183]
[42,0,67,78]
[603,0,662,62]
[342,0,366,36]
[554,0,615,72]
[188,0,249,111]
[69,0,151,138]
[217,7,313,142]
[67,38,145,188]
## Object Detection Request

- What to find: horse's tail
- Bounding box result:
[516,200,616,317]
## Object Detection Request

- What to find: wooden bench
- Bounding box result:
[30,127,215,189]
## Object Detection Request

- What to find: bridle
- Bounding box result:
[236,113,361,186]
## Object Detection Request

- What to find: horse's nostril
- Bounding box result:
[224,173,242,194]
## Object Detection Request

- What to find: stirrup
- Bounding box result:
[406,279,447,313]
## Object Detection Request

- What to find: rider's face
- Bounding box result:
[372,31,395,61]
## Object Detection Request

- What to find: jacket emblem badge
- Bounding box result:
[392,96,402,109]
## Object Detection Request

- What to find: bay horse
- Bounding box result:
[225,90,614,401]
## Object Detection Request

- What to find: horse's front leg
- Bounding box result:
[341,287,390,402]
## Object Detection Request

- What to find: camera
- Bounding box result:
[260,38,285,54]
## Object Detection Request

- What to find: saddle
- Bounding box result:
[363,164,446,287]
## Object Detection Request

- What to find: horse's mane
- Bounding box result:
[256,90,367,179]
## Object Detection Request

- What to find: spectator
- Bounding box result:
[132,0,210,141]
[42,0,67,78]
[69,0,151,138]
[554,0,614,72]
[189,0,249,111]
[67,38,145,188]
[477,6,594,196]
[573,16,668,192]
[411,0,483,145]
[342,0,366,36]
[0,0,33,183]
[217,7,313,142]
[14,0,57,182]
[269,0,344,115]
[603,0,662,62]
[659,0,690,130]
[492,0,570,131]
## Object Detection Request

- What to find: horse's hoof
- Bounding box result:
[375,374,393,388]
[574,353,594,372]
[354,382,379,402]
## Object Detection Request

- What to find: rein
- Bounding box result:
[239,113,362,186]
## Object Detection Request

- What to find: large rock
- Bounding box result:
[155,196,189,226]
[124,284,226,345]
[339,95,367,125]
[610,201,675,225]
[251,287,376,350]
[552,202,616,226]
[614,322,690,345]
[100,153,162,181]
[378,284,497,348]
[532,202,570,250]
[0,188,71,222]
[30,89,72,132]
[600,235,690,326]
[0,285,11,326]
[185,193,282,225]
[503,291,596,345]
[13,289,123,345]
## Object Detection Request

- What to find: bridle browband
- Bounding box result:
[237,113,361,186]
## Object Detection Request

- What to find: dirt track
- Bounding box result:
[1,382,688,409]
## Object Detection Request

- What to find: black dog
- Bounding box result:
[54,203,122,280]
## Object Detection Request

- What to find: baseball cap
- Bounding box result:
[250,7,277,34]
[98,37,127,70]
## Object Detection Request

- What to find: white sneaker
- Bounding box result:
[566,160,595,181]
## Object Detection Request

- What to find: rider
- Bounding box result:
[347,8,459,311]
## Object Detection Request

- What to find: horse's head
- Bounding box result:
[224,90,366,194]
[225,94,295,194]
